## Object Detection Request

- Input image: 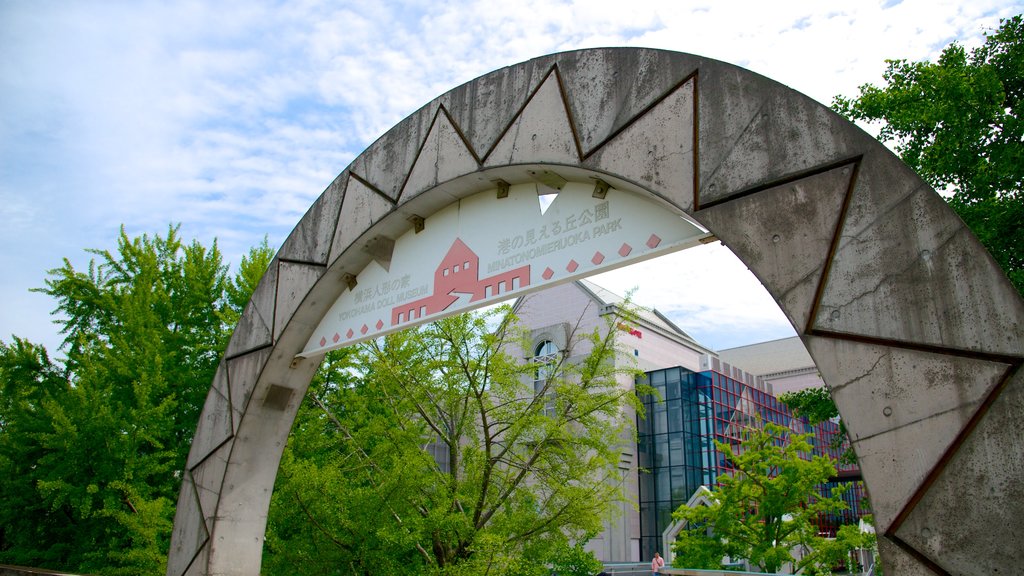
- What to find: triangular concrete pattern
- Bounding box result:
[278,173,346,266]
[166,474,209,576]
[815,150,1024,356]
[225,346,274,433]
[399,107,480,206]
[273,261,325,341]
[554,49,702,158]
[223,304,271,359]
[483,70,579,168]
[190,439,233,535]
[181,545,209,576]
[442,56,559,164]
[877,537,940,576]
[224,261,276,358]
[329,175,396,263]
[696,76,867,208]
[348,102,441,202]
[585,78,696,212]
[896,366,1024,574]
[186,363,233,469]
[804,335,1007,533]
[695,164,853,332]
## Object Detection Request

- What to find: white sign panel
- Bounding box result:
[302,181,707,356]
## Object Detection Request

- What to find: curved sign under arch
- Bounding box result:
[303,180,708,355]
[168,49,1024,576]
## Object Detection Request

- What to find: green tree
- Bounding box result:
[265,304,644,575]
[0,226,273,575]
[777,388,837,426]
[833,15,1024,295]
[778,387,856,466]
[263,347,427,576]
[801,520,877,576]
[549,541,604,576]
[671,423,848,574]
[0,338,71,568]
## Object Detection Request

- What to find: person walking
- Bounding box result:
[651,551,665,575]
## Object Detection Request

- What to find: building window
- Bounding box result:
[534,340,559,417]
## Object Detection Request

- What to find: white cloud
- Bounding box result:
[591,242,796,350]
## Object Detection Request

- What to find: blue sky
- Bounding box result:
[2,0,1020,355]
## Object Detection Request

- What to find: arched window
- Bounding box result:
[535,339,558,363]
[534,340,560,416]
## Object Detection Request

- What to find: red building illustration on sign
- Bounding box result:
[391,238,531,326]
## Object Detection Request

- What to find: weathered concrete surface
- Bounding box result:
[168,48,1024,575]
[896,366,1024,574]
[696,163,854,332]
[805,337,1010,533]
[876,537,939,575]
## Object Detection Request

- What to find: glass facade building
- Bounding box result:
[636,366,867,560]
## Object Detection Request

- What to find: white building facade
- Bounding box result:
[513,279,829,563]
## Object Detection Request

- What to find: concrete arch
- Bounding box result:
[168,48,1024,576]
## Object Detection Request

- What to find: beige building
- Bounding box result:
[718,336,824,396]
[513,279,820,563]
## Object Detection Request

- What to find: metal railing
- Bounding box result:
[597,562,653,575]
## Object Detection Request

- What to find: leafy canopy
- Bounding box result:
[265,303,646,576]
[671,423,848,574]
[778,387,855,466]
[0,225,273,575]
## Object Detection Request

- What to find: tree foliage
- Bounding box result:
[670,423,848,574]
[833,15,1024,295]
[0,226,272,575]
[265,304,645,576]
[777,388,837,426]
[802,520,876,576]
[778,387,855,466]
